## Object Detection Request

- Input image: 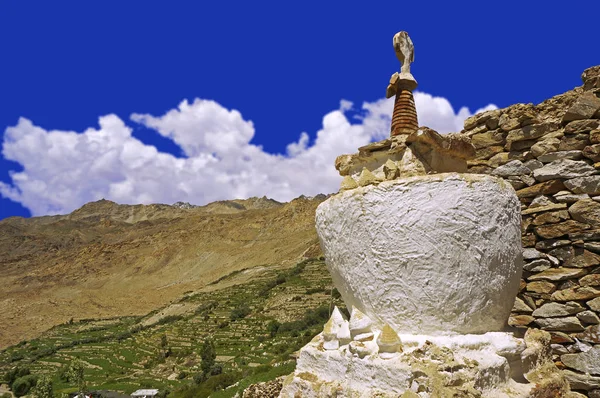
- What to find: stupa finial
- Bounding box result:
[387,31,419,137]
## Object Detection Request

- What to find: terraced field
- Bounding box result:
[0,258,342,397]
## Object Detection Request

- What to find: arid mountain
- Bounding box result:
[0,195,325,349]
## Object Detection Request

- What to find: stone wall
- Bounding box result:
[461,65,600,395]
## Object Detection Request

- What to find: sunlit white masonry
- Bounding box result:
[278,31,580,398]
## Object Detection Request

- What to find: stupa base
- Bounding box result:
[279,330,575,398]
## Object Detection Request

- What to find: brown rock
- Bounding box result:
[499,115,520,132]
[468,165,493,174]
[506,122,559,143]
[559,134,590,151]
[588,297,600,311]
[528,268,587,282]
[550,331,574,344]
[512,296,533,313]
[584,144,600,162]
[517,180,566,198]
[561,345,600,375]
[531,138,561,157]
[565,119,600,134]
[581,274,600,286]
[406,128,476,159]
[563,369,600,390]
[508,314,534,327]
[357,168,380,187]
[535,239,570,250]
[507,139,536,151]
[578,310,600,324]
[564,248,600,268]
[335,154,354,176]
[340,176,358,191]
[532,301,585,317]
[562,92,600,123]
[527,281,557,294]
[522,203,567,215]
[532,210,570,225]
[522,233,537,247]
[564,176,600,195]
[582,65,600,91]
[574,325,600,344]
[471,130,506,149]
[535,316,585,332]
[538,150,584,163]
[463,109,500,130]
[486,117,499,130]
[591,129,600,144]
[569,199,600,227]
[551,286,600,301]
[474,146,504,160]
[535,220,590,239]
[383,159,399,180]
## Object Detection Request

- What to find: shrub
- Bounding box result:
[230,304,251,321]
[12,375,37,397]
[267,320,281,338]
[200,339,216,375]
[4,366,30,386]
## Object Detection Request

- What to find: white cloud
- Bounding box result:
[1,94,495,216]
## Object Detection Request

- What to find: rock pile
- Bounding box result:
[461,65,600,395]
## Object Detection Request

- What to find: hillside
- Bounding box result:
[0,257,342,397]
[0,195,325,349]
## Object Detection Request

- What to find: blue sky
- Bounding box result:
[1,1,599,219]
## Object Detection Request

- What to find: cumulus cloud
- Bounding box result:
[1,93,495,216]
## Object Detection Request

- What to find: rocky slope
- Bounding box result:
[0,195,325,349]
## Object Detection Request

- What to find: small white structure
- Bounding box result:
[130,389,159,398]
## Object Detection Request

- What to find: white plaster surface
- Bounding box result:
[278,331,532,398]
[315,173,523,335]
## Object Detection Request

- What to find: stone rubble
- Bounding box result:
[460,65,600,395]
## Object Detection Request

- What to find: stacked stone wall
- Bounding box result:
[461,66,600,395]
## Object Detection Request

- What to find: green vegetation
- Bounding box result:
[0,258,342,397]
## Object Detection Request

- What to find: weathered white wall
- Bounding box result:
[315,173,523,334]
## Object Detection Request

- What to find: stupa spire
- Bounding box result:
[386,31,419,136]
